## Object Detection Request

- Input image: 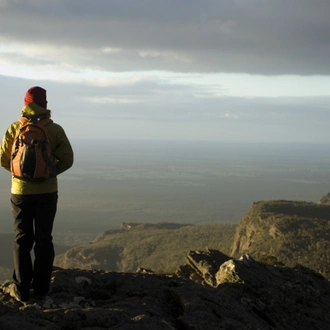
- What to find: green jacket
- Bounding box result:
[0,103,74,195]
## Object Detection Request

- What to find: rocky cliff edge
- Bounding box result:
[1,249,330,330]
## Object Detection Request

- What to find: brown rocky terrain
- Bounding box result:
[1,249,330,330]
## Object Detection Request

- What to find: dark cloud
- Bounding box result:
[0,0,329,74]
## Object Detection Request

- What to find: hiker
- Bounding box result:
[0,86,74,302]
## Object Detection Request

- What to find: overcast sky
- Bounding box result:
[1,0,330,143]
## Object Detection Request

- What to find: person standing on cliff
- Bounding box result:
[0,86,74,302]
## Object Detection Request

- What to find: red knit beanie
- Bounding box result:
[24,86,47,108]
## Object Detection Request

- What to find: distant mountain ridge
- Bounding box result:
[55,193,330,280]
[55,223,236,273]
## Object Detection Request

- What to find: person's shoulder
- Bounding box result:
[46,121,65,132]
[6,121,21,135]
[12,121,21,128]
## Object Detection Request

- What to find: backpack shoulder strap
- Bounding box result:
[18,117,29,126]
[34,119,53,136]
[37,118,53,127]
[18,117,53,129]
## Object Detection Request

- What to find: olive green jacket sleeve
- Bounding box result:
[0,122,20,172]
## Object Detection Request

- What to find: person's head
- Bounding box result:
[24,86,48,109]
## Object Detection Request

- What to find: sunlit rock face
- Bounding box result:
[318,192,330,205]
[230,200,330,278]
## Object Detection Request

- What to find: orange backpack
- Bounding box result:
[11,117,57,181]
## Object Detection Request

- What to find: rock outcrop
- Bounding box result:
[231,199,330,278]
[176,248,231,287]
[1,250,330,330]
[318,192,330,205]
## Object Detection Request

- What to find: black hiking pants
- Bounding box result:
[11,192,58,298]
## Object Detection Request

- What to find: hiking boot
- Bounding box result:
[9,283,29,302]
[31,291,47,300]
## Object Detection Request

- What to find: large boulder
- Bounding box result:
[176,249,231,286]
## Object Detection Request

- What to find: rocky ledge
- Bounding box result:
[1,249,330,330]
